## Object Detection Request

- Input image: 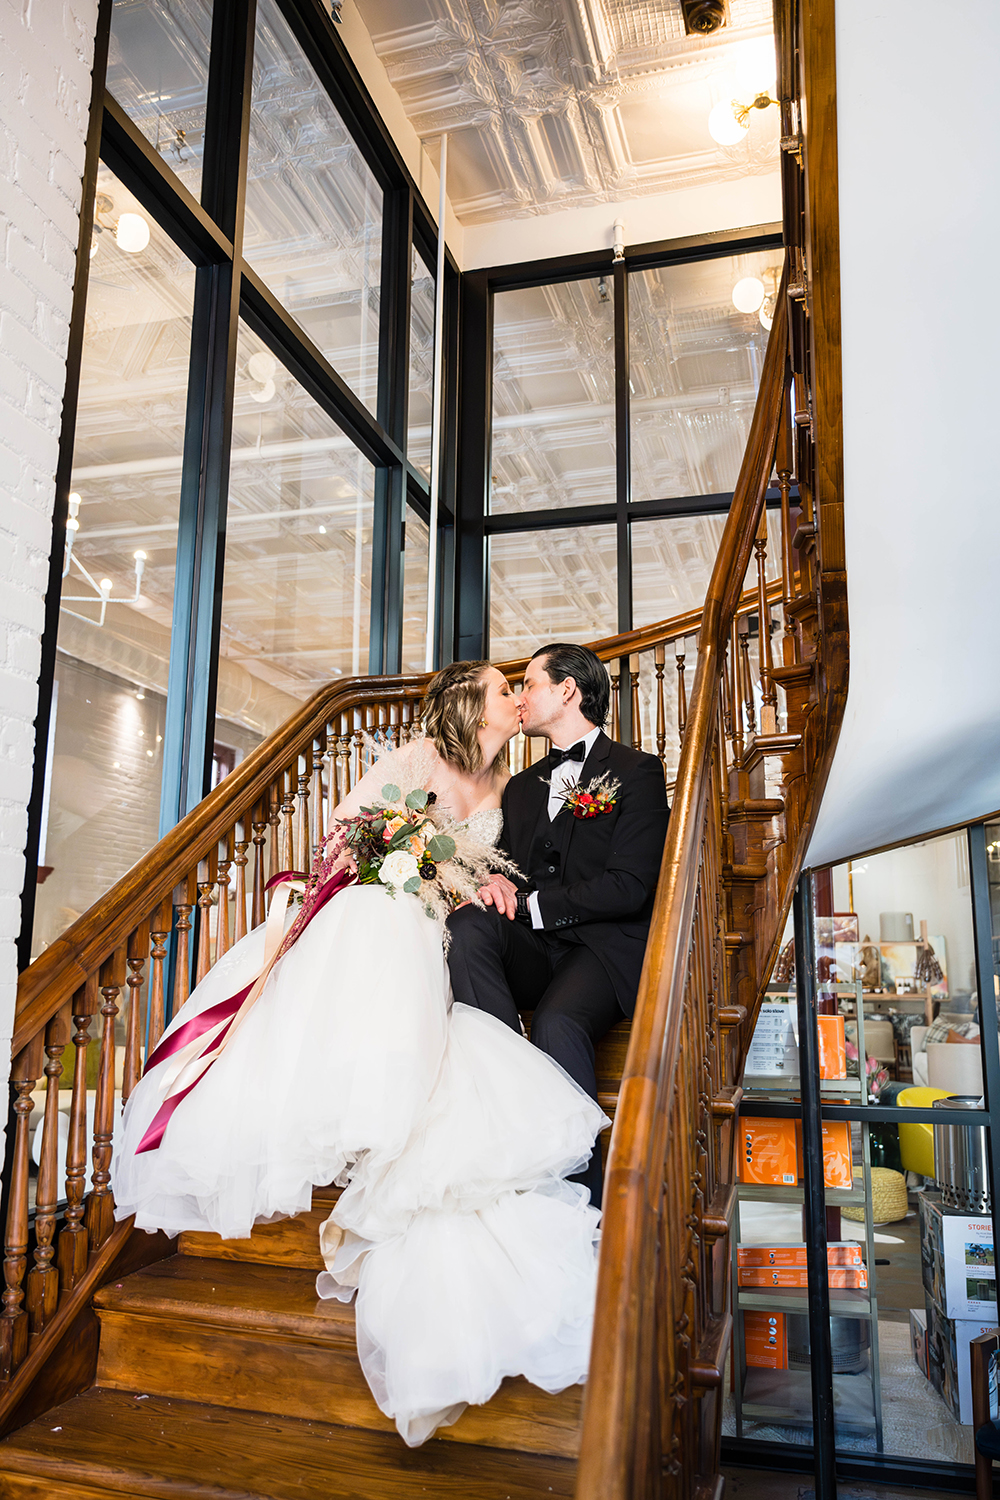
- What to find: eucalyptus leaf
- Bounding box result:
[427,833,456,862]
[402,876,422,895]
[381,783,401,802]
[405,789,429,810]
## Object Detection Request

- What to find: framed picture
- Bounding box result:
[816,913,860,947]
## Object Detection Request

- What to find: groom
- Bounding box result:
[447,642,670,1206]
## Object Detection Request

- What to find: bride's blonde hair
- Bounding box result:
[422,661,505,777]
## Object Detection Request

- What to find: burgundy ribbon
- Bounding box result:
[135,866,356,1154]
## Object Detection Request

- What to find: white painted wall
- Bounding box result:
[807,0,1000,868]
[0,0,99,1057]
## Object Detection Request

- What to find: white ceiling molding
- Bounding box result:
[349,0,778,243]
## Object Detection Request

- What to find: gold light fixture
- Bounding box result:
[91,192,151,257]
[708,91,777,145]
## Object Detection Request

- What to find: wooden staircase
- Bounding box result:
[0,1025,629,1499]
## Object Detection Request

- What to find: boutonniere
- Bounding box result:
[554,773,621,819]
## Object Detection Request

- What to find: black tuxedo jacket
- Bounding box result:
[498,732,669,1016]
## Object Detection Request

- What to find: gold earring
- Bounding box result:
[479,719,488,727]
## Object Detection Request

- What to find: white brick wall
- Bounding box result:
[0,1,100,1067]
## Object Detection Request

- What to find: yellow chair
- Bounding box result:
[897,1086,953,1177]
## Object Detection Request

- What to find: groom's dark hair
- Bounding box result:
[531,643,609,728]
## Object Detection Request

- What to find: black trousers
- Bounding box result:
[446,903,622,1208]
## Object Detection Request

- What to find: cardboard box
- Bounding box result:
[817,1014,847,1080]
[920,1191,996,1320]
[744,1310,787,1369]
[737,1243,863,1269]
[821,1120,853,1189]
[738,1265,868,1289]
[909,1307,929,1379]
[925,1293,998,1424]
[739,1119,798,1186]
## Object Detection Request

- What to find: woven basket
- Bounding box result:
[841,1166,908,1224]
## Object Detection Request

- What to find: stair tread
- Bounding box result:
[0,1387,577,1499]
[178,1197,337,1269]
[95,1255,353,1345]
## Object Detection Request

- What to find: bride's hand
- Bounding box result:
[476,873,518,920]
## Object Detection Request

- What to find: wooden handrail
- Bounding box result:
[576,262,790,1498]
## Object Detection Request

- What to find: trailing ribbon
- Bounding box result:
[135,866,356,1153]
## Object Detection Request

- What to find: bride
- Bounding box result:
[112,660,607,1447]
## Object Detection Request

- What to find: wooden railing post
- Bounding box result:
[629,654,641,750]
[122,920,149,1102]
[86,948,126,1250]
[0,1034,43,1377]
[26,1006,68,1334]
[147,899,172,1052]
[755,510,778,733]
[654,645,666,766]
[57,978,97,1291]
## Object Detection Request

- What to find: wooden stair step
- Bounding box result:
[0,1386,577,1499]
[178,1186,340,1270]
[94,1256,582,1457]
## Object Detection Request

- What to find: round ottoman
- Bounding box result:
[842,1166,908,1224]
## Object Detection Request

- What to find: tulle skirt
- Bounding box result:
[113,883,606,1445]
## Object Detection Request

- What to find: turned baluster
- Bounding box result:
[653,645,666,766]
[0,1033,44,1376]
[26,1006,69,1334]
[727,624,743,765]
[251,803,268,928]
[172,874,196,1015]
[296,749,312,868]
[279,768,296,872]
[86,949,126,1250]
[676,639,688,748]
[147,900,171,1051]
[351,713,364,787]
[216,831,233,959]
[57,981,96,1291]
[754,511,777,734]
[267,782,282,888]
[122,920,149,1100]
[195,854,217,983]
[338,720,352,801]
[610,664,621,742]
[739,626,756,737]
[233,824,250,942]
[629,654,642,750]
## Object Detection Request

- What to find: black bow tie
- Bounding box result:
[550,741,586,768]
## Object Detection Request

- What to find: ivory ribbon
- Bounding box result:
[135,866,356,1154]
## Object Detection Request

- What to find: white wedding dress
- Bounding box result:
[112,803,607,1447]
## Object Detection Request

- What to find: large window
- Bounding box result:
[478,238,784,686]
[32,163,196,957]
[25,0,447,958]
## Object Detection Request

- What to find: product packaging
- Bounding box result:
[817,1014,847,1080]
[744,1310,787,1369]
[737,1243,863,1269]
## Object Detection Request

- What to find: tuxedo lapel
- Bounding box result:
[551,731,612,857]
[509,752,555,861]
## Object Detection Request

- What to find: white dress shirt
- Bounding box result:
[528,725,602,929]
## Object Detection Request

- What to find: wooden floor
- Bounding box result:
[0,1020,633,1498]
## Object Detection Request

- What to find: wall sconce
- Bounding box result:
[91,193,150,257]
[612,219,625,264]
[708,91,777,145]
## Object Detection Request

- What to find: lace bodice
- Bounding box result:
[459,807,504,848]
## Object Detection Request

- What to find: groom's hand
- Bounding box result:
[476,873,518,920]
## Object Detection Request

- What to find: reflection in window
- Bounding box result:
[629,250,780,503]
[244,0,382,414]
[489,526,617,661]
[32,166,196,957]
[631,510,781,628]
[215,324,375,762]
[407,250,435,479]
[106,0,212,200]
[401,509,430,673]
[491,278,615,515]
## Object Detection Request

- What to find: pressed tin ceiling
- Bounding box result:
[351,0,778,225]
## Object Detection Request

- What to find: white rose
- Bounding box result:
[379,850,420,889]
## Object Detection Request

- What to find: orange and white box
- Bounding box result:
[821,1120,853,1188]
[817,1014,847,1080]
[739,1118,798,1186]
[744,1310,787,1369]
[738,1243,863,1269]
[738,1265,869,1289]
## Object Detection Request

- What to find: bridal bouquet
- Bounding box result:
[297,783,518,941]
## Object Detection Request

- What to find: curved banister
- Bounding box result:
[576,259,790,1498]
[14,579,763,1059]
